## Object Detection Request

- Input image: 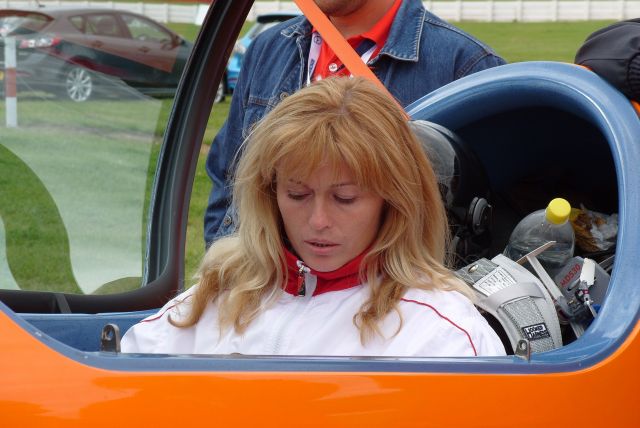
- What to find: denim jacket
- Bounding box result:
[204,0,505,245]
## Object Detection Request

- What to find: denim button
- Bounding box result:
[280,92,289,101]
[222,215,232,227]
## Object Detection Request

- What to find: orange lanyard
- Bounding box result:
[293,0,406,116]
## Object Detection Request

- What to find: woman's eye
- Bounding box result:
[287,192,308,201]
[334,195,356,204]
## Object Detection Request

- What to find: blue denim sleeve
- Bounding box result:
[204,40,258,247]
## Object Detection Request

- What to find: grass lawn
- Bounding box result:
[455,21,614,62]
[0,20,616,293]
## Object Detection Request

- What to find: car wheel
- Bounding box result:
[214,79,225,104]
[64,65,93,102]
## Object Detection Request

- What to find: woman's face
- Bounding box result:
[277,162,385,272]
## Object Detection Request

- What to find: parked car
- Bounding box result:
[0,0,639,425]
[215,11,299,103]
[0,7,192,101]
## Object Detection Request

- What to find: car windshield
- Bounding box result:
[0,9,196,296]
[0,13,51,36]
[0,91,160,295]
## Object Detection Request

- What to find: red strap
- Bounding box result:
[293,0,406,115]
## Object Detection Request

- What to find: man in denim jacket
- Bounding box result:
[205,0,505,245]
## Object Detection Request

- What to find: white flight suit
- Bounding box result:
[121,252,505,357]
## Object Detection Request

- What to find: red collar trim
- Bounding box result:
[359,0,402,48]
[283,247,366,296]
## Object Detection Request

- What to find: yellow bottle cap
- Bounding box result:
[546,198,571,224]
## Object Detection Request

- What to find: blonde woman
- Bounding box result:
[121,77,505,357]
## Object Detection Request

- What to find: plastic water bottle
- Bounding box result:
[504,198,575,272]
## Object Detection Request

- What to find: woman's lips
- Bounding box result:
[304,240,339,255]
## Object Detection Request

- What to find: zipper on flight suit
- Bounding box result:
[270,261,314,354]
[296,260,310,296]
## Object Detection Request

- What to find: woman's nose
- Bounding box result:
[308,199,331,230]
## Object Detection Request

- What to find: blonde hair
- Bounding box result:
[176,77,471,342]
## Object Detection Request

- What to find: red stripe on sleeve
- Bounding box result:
[401,298,478,356]
[141,294,193,323]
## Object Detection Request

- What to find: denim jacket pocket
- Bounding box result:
[214,204,238,239]
[242,91,292,139]
[242,101,268,140]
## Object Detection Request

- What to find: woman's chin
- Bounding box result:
[302,254,345,273]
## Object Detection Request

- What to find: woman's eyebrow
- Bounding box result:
[287,180,356,187]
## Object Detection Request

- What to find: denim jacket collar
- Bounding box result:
[280,0,424,63]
